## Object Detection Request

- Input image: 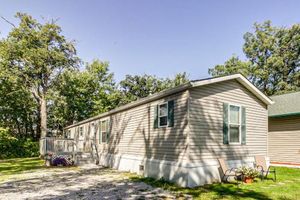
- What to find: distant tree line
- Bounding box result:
[0,13,189,140]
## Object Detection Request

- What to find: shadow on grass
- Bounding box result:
[0,157,45,175]
[129,176,272,200]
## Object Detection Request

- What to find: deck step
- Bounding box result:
[76,159,95,165]
[76,153,97,165]
[77,153,92,159]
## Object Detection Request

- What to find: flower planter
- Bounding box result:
[244,177,254,184]
[237,166,260,184]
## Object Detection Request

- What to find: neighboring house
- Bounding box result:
[64,74,273,187]
[268,91,300,166]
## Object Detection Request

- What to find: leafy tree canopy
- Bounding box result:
[0,12,80,96]
[0,13,80,137]
[119,72,189,104]
[209,21,300,95]
[49,60,119,129]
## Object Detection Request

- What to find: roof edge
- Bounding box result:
[65,82,192,129]
[269,112,300,118]
[191,74,274,105]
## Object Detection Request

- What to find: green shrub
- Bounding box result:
[0,128,39,159]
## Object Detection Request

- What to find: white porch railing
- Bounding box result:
[40,137,76,156]
[40,137,100,165]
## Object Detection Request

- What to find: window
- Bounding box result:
[91,123,96,138]
[66,130,71,138]
[99,120,109,144]
[154,100,174,129]
[79,127,84,137]
[158,103,168,127]
[229,105,241,144]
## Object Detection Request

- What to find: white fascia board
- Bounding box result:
[236,75,274,105]
[65,82,192,129]
[191,74,274,105]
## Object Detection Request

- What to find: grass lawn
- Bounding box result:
[129,167,300,200]
[0,157,45,175]
[0,157,45,182]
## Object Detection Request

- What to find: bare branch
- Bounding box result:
[0,16,16,28]
[41,15,60,24]
[30,87,41,103]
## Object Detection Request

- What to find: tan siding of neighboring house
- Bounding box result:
[69,91,189,162]
[188,80,268,162]
[268,116,300,164]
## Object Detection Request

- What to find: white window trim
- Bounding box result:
[228,104,242,145]
[158,102,168,128]
[79,126,84,137]
[99,119,108,144]
[90,123,95,139]
[67,130,71,138]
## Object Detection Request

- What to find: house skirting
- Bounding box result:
[271,162,300,168]
[98,153,263,187]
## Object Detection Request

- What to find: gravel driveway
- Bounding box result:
[0,165,190,200]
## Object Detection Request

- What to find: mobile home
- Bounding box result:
[64,74,273,187]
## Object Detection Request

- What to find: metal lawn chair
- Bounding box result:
[255,155,276,181]
[218,158,241,183]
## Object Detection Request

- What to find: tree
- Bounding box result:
[119,72,189,105]
[49,60,119,130]
[209,56,251,77]
[209,21,300,95]
[242,21,278,94]
[0,67,38,139]
[0,13,79,138]
[165,72,190,88]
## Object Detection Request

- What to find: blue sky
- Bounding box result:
[1,0,300,81]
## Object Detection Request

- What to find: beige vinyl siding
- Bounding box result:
[65,79,269,163]
[68,126,76,139]
[268,116,300,164]
[69,91,189,162]
[188,80,268,161]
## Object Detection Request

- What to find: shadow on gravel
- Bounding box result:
[0,167,179,200]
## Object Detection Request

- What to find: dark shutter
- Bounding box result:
[107,119,111,143]
[241,106,246,145]
[154,105,158,129]
[168,100,174,127]
[223,103,229,144]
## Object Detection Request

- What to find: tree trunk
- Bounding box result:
[40,97,47,138]
[36,107,41,139]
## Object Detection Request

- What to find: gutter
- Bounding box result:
[65,82,192,129]
[269,112,300,118]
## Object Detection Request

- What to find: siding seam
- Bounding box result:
[187,89,191,186]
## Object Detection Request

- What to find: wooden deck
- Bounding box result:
[40,137,99,165]
[40,137,75,156]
